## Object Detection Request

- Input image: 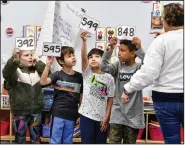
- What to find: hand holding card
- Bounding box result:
[80,31,88,41]
[109,37,117,49]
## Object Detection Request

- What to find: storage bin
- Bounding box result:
[149,123,164,141]
[1,120,9,136]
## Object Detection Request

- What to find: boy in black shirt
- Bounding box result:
[40,46,83,144]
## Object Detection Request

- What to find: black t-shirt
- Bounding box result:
[49,70,83,121]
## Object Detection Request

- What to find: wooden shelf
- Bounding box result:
[0,136,145,143]
[0,108,10,110]
[146,140,164,144]
[0,135,81,142]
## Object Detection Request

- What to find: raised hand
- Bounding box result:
[80,31,88,42]
[132,37,142,49]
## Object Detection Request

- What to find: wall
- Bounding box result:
[1,1,183,96]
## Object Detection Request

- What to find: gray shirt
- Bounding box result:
[101,48,145,129]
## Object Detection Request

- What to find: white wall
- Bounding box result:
[1,1,183,96]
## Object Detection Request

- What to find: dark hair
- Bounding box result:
[119,39,137,52]
[56,46,74,67]
[163,3,183,27]
[87,48,104,58]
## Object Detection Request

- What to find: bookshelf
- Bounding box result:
[0,103,183,144]
[0,107,162,144]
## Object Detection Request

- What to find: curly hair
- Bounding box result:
[163,3,184,27]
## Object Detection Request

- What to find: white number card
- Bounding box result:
[42,42,62,57]
[80,15,100,35]
[15,37,35,50]
[116,26,136,40]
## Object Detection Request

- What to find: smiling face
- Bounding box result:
[19,50,33,67]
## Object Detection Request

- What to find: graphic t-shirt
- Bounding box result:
[78,67,115,121]
[49,70,83,121]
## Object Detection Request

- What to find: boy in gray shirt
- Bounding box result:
[101,37,145,144]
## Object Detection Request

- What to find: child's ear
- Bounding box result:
[58,59,64,65]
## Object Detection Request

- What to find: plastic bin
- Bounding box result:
[43,88,54,110]
[1,120,9,136]
[42,124,50,138]
[181,128,184,142]
[137,128,144,139]
[149,123,164,141]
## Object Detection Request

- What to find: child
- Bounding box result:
[78,32,115,144]
[101,37,145,144]
[40,46,83,144]
[2,48,46,144]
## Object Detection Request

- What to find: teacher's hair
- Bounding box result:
[163,3,184,27]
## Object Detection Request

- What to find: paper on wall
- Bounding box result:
[35,1,85,72]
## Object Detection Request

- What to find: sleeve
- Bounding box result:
[49,71,59,84]
[2,56,20,85]
[34,60,46,76]
[101,49,119,76]
[135,48,145,62]
[124,37,164,93]
[107,75,115,98]
[82,66,92,79]
[80,73,83,94]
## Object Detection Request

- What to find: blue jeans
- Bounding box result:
[49,116,75,144]
[153,101,184,144]
[80,115,108,144]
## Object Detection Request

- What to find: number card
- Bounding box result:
[80,14,100,35]
[96,27,106,41]
[106,27,116,41]
[153,3,163,17]
[15,37,35,50]
[116,26,136,40]
[42,42,62,57]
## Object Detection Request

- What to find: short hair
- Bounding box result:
[56,46,74,67]
[87,48,104,58]
[163,3,184,27]
[119,39,137,52]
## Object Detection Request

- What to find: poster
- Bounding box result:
[95,42,106,51]
[151,12,163,29]
[106,27,116,41]
[96,27,106,41]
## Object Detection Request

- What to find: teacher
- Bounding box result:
[121,3,183,144]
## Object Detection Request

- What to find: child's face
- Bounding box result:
[19,50,33,67]
[88,54,102,69]
[63,53,76,67]
[118,44,135,63]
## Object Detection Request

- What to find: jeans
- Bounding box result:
[49,116,75,144]
[153,101,184,144]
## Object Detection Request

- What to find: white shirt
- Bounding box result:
[79,67,115,121]
[124,29,183,93]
